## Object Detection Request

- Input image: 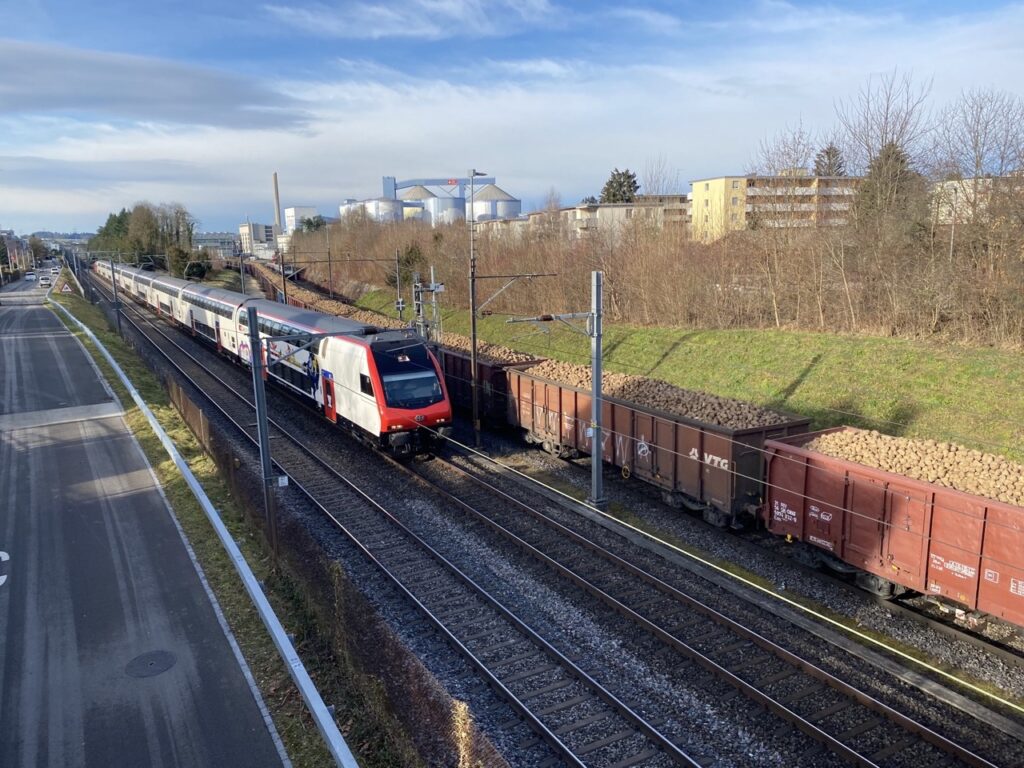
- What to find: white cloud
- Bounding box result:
[0,40,308,129]
[4,3,1024,233]
[606,7,683,33]
[263,0,555,39]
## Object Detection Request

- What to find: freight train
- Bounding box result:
[473,357,1024,629]
[105,262,1024,629]
[92,261,452,456]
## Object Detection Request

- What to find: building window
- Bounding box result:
[731,197,738,206]
[730,213,738,222]
[704,213,709,222]
[704,199,709,208]
[732,180,739,189]
[704,183,709,191]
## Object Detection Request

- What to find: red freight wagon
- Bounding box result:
[439,349,541,423]
[763,427,1024,626]
[507,368,810,527]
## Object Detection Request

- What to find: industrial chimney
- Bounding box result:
[272,172,282,232]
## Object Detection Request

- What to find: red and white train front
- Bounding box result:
[367,337,452,454]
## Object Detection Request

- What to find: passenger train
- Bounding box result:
[93,261,453,456]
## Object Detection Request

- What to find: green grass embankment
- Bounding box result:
[357,289,1024,462]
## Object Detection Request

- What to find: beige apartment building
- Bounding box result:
[690,172,859,242]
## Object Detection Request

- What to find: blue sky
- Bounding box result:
[2,0,1023,233]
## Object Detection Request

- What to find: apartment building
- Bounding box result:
[478,195,689,242]
[690,172,859,242]
[238,222,279,258]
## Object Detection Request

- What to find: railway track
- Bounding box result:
[81,276,1023,766]
[85,277,697,767]
[247,262,1024,668]
[400,449,1020,768]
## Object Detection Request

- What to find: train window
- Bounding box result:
[359,374,374,396]
[238,312,248,328]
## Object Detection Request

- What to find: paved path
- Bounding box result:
[0,290,287,768]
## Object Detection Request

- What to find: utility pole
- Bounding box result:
[326,225,334,300]
[280,249,288,305]
[413,269,445,342]
[430,265,443,344]
[247,306,279,560]
[109,258,122,336]
[395,248,404,322]
[468,168,486,447]
[507,271,606,510]
[588,271,605,510]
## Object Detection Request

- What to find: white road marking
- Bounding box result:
[0,550,9,587]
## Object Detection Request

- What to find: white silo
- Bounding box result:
[468,184,521,222]
[426,196,466,226]
[364,198,403,222]
[400,185,435,223]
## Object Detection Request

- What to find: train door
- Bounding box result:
[189,309,196,336]
[215,319,222,352]
[322,373,336,423]
[842,473,886,572]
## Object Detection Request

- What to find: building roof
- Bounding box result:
[472,184,517,202]
[400,185,437,200]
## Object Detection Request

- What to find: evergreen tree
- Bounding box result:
[855,142,923,219]
[599,168,640,203]
[167,245,191,277]
[813,143,846,176]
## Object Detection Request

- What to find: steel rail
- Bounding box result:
[407,453,1005,768]
[86,273,697,767]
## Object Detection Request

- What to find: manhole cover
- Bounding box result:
[125,650,177,678]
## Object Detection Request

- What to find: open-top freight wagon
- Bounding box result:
[763,427,1024,627]
[438,348,541,424]
[506,367,810,527]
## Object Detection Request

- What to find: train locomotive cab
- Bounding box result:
[369,336,453,456]
[244,302,452,458]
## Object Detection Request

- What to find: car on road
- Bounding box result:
[39,276,52,288]
[25,271,36,281]
[51,267,60,275]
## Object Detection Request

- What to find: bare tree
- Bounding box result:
[750,120,815,176]
[641,153,681,196]
[835,69,933,174]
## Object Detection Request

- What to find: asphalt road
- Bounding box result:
[0,287,287,768]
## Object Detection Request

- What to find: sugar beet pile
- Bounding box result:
[806,430,1024,507]
[524,360,793,430]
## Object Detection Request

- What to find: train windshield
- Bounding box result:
[373,343,444,409]
[380,371,443,408]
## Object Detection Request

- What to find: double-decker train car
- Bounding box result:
[93,262,452,456]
